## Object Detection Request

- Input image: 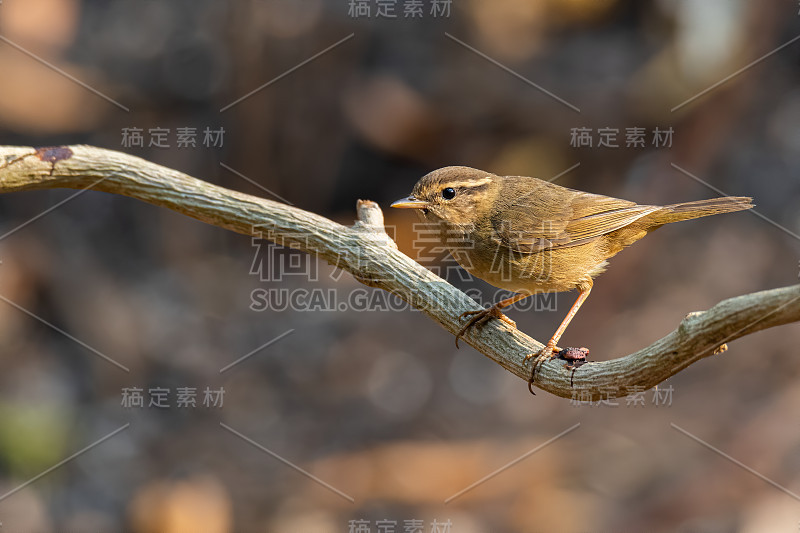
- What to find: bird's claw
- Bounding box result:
[524,344,560,362]
[454,306,516,348]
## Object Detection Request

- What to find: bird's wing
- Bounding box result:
[491,189,660,253]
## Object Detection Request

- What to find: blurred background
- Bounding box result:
[0,0,799,531]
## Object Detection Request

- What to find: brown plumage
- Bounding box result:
[392,166,753,367]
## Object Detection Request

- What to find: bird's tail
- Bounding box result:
[655,196,754,224]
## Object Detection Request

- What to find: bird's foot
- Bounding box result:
[455,306,516,348]
[525,343,559,383]
[524,342,559,364]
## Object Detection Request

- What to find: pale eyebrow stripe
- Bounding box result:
[449,177,493,188]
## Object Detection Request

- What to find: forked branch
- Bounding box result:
[1,145,798,400]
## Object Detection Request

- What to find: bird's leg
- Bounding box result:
[455,293,531,348]
[527,282,592,365]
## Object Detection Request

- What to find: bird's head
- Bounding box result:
[391,166,501,228]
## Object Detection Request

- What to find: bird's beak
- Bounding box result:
[391,196,429,209]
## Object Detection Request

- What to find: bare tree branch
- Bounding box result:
[1,145,798,400]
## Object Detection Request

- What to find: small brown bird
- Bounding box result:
[392,166,753,367]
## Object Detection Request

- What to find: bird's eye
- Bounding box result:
[441,187,456,200]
